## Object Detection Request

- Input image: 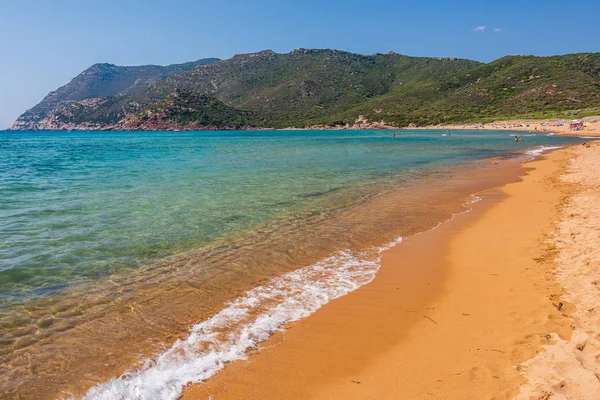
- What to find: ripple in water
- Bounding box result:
[80,240,401,400]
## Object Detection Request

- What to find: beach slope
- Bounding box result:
[182,144,600,399]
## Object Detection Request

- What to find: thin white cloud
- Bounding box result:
[473,25,486,32]
[494,28,504,32]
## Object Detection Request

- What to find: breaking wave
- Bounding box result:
[525,145,562,159]
[79,239,402,400]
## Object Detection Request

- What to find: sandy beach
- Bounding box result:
[279,117,600,137]
[415,117,600,137]
[181,143,600,399]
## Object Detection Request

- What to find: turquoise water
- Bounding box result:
[0,130,582,305]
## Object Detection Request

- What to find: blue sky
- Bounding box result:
[1,0,599,129]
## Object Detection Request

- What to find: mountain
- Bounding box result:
[11,50,600,130]
[11,58,219,130]
[118,89,260,130]
[357,52,600,126]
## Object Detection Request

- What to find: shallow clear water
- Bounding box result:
[0,130,582,305]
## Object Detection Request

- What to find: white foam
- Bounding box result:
[423,194,482,233]
[525,145,562,159]
[383,235,405,249]
[463,193,482,206]
[78,239,402,400]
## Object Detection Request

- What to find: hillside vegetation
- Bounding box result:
[12,58,219,130]
[11,50,600,130]
[119,89,260,130]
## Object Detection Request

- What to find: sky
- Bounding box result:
[1,0,599,129]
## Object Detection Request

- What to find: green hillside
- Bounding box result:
[91,49,482,127]
[12,58,220,129]
[11,50,600,130]
[327,53,600,126]
[120,90,260,130]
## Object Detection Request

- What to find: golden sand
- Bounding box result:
[416,117,600,137]
[516,142,600,399]
[182,145,600,399]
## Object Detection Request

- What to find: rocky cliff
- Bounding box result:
[12,58,219,130]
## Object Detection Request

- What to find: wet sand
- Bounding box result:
[183,148,587,399]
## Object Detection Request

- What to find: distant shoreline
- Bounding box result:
[5,116,600,136]
[281,116,600,136]
[410,116,600,137]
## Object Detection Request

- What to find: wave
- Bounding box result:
[525,145,562,159]
[78,239,402,400]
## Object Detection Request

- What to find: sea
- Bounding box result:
[0,129,584,399]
